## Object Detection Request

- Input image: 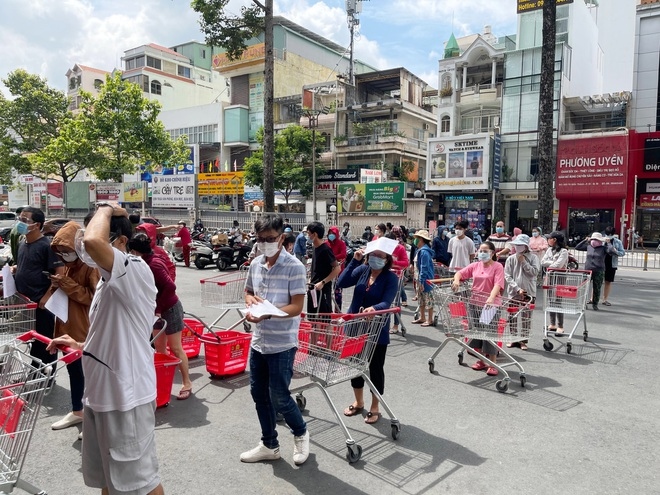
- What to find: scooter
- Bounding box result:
[190,239,215,269]
[163,236,184,264]
[215,240,252,270]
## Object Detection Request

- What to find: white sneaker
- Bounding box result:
[78,431,83,440]
[293,431,310,465]
[240,442,281,463]
[51,412,83,430]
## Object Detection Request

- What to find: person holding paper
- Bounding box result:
[47,221,100,433]
[13,206,64,372]
[451,241,505,377]
[241,215,310,466]
[337,237,398,424]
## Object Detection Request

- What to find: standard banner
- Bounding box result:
[337,182,404,213]
[152,175,195,208]
[198,172,244,196]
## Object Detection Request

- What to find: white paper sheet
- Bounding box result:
[240,299,288,319]
[479,306,498,325]
[1,264,16,299]
[44,288,69,323]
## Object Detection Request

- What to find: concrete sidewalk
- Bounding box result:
[16,267,660,495]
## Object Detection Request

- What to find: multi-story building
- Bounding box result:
[64,64,110,113]
[121,42,226,112]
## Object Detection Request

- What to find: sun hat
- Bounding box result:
[413,229,432,241]
[589,232,607,242]
[510,234,530,246]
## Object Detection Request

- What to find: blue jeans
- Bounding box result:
[249,348,306,449]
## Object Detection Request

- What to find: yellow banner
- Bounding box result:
[198,172,245,195]
[122,181,147,202]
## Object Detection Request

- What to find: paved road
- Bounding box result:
[14,266,660,495]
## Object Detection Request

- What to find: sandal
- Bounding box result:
[411,319,425,324]
[519,342,528,351]
[486,367,499,376]
[177,388,193,401]
[401,301,408,307]
[389,327,400,334]
[555,327,565,336]
[420,322,432,327]
[343,404,364,417]
[602,301,611,306]
[411,296,418,301]
[364,411,381,424]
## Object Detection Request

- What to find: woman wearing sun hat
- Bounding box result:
[411,229,435,326]
[575,232,611,311]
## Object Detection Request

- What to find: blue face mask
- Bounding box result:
[477,251,491,262]
[328,234,336,241]
[15,221,29,235]
[368,257,386,270]
[496,227,504,234]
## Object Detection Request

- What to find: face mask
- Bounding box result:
[441,231,446,237]
[455,229,464,237]
[374,230,380,236]
[532,232,539,237]
[15,221,29,235]
[590,240,602,248]
[413,238,419,246]
[60,252,79,263]
[74,229,98,267]
[259,241,280,258]
[368,257,386,270]
[477,251,491,262]
[514,245,527,254]
[496,227,504,234]
[328,234,336,242]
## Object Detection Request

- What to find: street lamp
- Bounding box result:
[329,204,337,226]
[414,189,423,198]
[301,105,330,221]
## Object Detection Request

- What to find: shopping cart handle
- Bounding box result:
[16,331,83,364]
[427,278,455,284]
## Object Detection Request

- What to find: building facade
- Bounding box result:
[65,64,111,113]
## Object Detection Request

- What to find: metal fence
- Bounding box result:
[569,248,660,270]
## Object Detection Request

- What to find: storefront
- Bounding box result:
[441,194,490,232]
[635,181,660,247]
[556,133,629,237]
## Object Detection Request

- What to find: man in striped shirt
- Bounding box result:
[241,215,310,466]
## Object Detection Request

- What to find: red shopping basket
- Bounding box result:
[155,353,181,408]
[200,331,252,378]
[167,318,202,359]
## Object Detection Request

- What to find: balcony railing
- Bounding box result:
[456,83,502,103]
[338,135,427,151]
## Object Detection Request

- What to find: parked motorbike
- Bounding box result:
[215,239,252,270]
[190,239,214,269]
[567,253,579,271]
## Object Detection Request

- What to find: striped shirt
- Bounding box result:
[245,250,307,354]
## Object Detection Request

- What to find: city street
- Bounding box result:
[16,265,660,495]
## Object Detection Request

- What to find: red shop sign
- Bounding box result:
[556,134,628,199]
[639,194,660,208]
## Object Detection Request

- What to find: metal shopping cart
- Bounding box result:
[0,295,38,348]
[542,269,592,354]
[412,264,458,327]
[427,287,535,392]
[200,272,251,333]
[290,309,401,464]
[390,267,408,336]
[0,331,81,495]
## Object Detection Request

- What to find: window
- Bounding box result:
[93,79,103,90]
[125,56,145,70]
[441,115,451,133]
[151,80,162,95]
[146,56,161,70]
[126,75,149,92]
[178,66,191,78]
[201,49,206,59]
[69,77,77,90]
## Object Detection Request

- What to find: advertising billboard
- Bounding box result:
[517,0,573,14]
[198,172,245,195]
[122,181,148,203]
[556,134,628,199]
[152,175,195,208]
[426,135,490,191]
[337,182,405,213]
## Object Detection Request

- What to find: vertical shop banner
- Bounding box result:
[337,182,404,213]
[360,169,383,183]
[556,134,628,199]
[426,135,490,191]
[198,172,244,196]
[122,181,148,203]
[152,175,195,208]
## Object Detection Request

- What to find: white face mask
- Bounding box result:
[60,251,79,263]
[514,244,527,254]
[259,241,280,258]
[455,229,464,237]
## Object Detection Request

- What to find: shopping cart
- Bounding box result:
[427,288,534,392]
[0,331,81,495]
[0,294,38,347]
[390,267,408,336]
[412,264,458,326]
[542,269,592,354]
[290,309,401,464]
[200,272,250,333]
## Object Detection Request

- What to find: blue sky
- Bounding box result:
[0,0,522,95]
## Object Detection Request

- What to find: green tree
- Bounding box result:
[537,0,557,234]
[191,0,276,213]
[47,72,190,182]
[0,69,74,184]
[243,125,321,211]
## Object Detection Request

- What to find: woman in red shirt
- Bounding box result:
[325,226,347,311]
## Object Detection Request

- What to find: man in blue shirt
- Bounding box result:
[293,229,307,264]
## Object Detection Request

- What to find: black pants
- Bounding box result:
[30,307,57,368]
[307,286,333,315]
[351,343,387,394]
[67,359,85,411]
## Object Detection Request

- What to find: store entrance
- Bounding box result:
[568,208,614,238]
[638,209,660,248]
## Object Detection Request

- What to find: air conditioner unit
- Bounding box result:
[423,123,430,130]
